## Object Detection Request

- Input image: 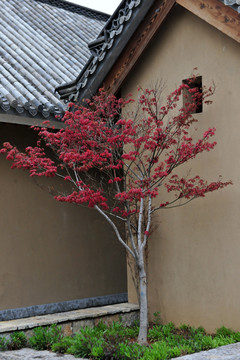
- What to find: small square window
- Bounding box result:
[182,76,202,113]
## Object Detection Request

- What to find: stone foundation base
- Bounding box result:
[0,303,139,338]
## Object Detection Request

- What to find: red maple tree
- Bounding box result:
[1,80,231,344]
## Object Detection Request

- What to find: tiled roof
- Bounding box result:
[223,0,240,12]
[0,0,109,119]
[56,0,155,102]
[56,0,240,103]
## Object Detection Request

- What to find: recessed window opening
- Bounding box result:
[182,76,202,114]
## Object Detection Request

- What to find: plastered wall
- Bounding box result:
[122,5,240,332]
[0,123,126,312]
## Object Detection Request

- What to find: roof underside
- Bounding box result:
[0,0,108,119]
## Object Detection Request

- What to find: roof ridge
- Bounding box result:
[33,0,110,20]
[56,0,152,102]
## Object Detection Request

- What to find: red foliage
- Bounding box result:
[0,82,231,222]
[1,80,232,345]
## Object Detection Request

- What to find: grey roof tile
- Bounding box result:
[0,0,109,119]
[56,0,240,103]
[56,0,147,101]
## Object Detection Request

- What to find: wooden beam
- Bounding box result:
[176,0,240,43]
[103,0,176,95]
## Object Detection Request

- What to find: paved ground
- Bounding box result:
[174,342,240,359]
[0,348,86,359]
[1,343,240,359]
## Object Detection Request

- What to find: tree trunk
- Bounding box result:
[137,262,148,344]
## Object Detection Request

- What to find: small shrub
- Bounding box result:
[107,321,127,339]
[148,322,176,342]
[142,341,169,360]
[161,322,176,337]
[179,324,190,331]
[215,326,234,337]
[51,336,74,354]
[91,345,104,359]
[0,336,9,351]
[201,336,215,350]
[95,320,108,332]
[168,346,182,357]
[188,338,204,353]
[232,332,240,342]
[115,342,146,359]
[215,327,240,342]
[124,324,139,339]
[180,344,195,355]
[180,324,205,337]
[196,326,206,335]
[66,330,104,358]
[29,324,62,350]
[214,335,235,347]
[102,333,126,359]
[8,332,27,350]
[148,325,164,341]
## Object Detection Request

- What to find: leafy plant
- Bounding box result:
[167,346,182,358]
[66,326,105,358]
[148,326,164,341]
[201,335,215,350]
[215,327,240,343]
[1,321,237,360]
[141,341,169,360]
[179,323,191,331]
[8,331,27,350]
[148,322,176,342]
[116,342,146,359]
[162,322,176,337]
[214,335,235,347]
[29,324,62,350]
[216,326,234,337]
[232,332,240,342]
[90,345,104,359]
[0,336,9,351]
[51,336,74,354]
[106,321,127,339]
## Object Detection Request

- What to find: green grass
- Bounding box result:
[1,322,240,359]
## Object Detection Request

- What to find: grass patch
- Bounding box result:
[1,321,240,359]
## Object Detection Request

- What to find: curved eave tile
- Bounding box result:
[56,0,144,101]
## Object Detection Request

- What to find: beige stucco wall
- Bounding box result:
[122,5,240,332]
[0,122,126,311]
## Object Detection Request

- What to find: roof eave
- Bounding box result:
[56,0,157,102]
[56,0,240,104]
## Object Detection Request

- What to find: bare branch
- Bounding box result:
[94,204,136,260]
